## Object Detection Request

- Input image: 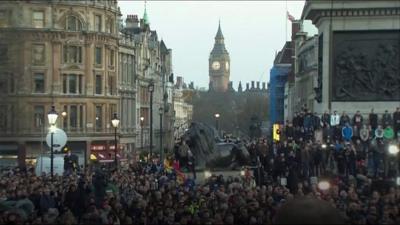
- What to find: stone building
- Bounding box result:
[118,31,136,162]
[0,0,120,166]
[301,0,400,115]
[173,76,193,139]
[122,11,174,158]
[0,0,176,166]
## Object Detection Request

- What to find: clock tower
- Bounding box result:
[209,21,230,92]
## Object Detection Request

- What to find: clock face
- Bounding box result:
[212,61,220,70]
[225,62,229,70]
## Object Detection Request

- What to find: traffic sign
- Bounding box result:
[46,128,68,152]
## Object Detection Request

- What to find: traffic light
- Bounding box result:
[273,124,280,141]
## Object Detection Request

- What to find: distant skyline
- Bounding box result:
[119,1,316,89]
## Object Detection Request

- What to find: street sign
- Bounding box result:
[46,128,67,152]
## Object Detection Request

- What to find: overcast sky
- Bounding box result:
[119,0,315,89]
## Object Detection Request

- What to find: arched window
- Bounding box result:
[66,16,82,31]
[106,18,114,34]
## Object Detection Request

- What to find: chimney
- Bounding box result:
[246,83,249,91]
[251,81,255,89]
[176,76,183,88]
[291,21,301,42]
[256,81,260,90]
[125,15,139,29]
[262,82,266,90]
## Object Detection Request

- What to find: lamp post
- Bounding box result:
[47,106,58,180]
[159,107,163,163]
[214,113,220,135]
[140,116,144,150]
[148,81,154,161]
[111,113,120,169]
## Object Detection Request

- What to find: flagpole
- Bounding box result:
[285,0,288,42]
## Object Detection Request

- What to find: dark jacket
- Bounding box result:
[322,113,330,127]
[39,194,56,213]
[382,113,392,128]
[369,113,378,129]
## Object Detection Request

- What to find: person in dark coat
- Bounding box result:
[369,108,378,132]
[352,110,363,130]
[321,111,331,128]
[381,110,392,128]
[393,107,400,137]
[39,188,56,214]
[339,111,351,127]
[64,185,79,216]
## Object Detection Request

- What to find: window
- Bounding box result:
[66,16,82,31]
[33,73,45,93]
[62,74,83,94]
[63,45,82,63]
[95,105,102,130]
[33,105,44,128]
[32,44,45,65]
[95,74,102,94]
[109,49,114,66]
[140,107,149,126]
[63,105,68,129]
[79,105,83,129]
[68,75,77,93]
[108,75,115,95]
[32,11,44,28]
[95,47,102,65]
[0,10,7,27]
[94,15,102,32]
[70,105,77,128]
[140,86,149,104]
[62,105,84,130]
[110,104,116,123]
[106,19,114,33]
[0,44,8,63]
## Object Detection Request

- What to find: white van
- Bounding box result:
[35,154,84,176]
[35,154,64,176]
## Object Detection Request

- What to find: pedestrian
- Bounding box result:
[369,109,378,132]
[393,107,400,138]
[382,110,393,128]
[342,123,353,142]
[353,110,364,130]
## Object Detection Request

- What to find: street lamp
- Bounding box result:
[47,106,58,180]
[159,107,163,163]
[148,81,154,161]
[111,113,120,168]
[140,116,144,150]
[214,113,220,135]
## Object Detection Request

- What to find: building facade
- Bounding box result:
[122,12,174,158]
[0,0,176,166]
[173,77,193,140]
[0,0,120,166]
[293,33,318,115]
[209,22,230,92]
[118,31,137,163]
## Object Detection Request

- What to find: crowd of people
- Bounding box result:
[0,107,400,224]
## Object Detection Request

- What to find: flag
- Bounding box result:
[287,11,295,22]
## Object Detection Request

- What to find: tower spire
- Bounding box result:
[143,0,149,25]
[215,19,224,39]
